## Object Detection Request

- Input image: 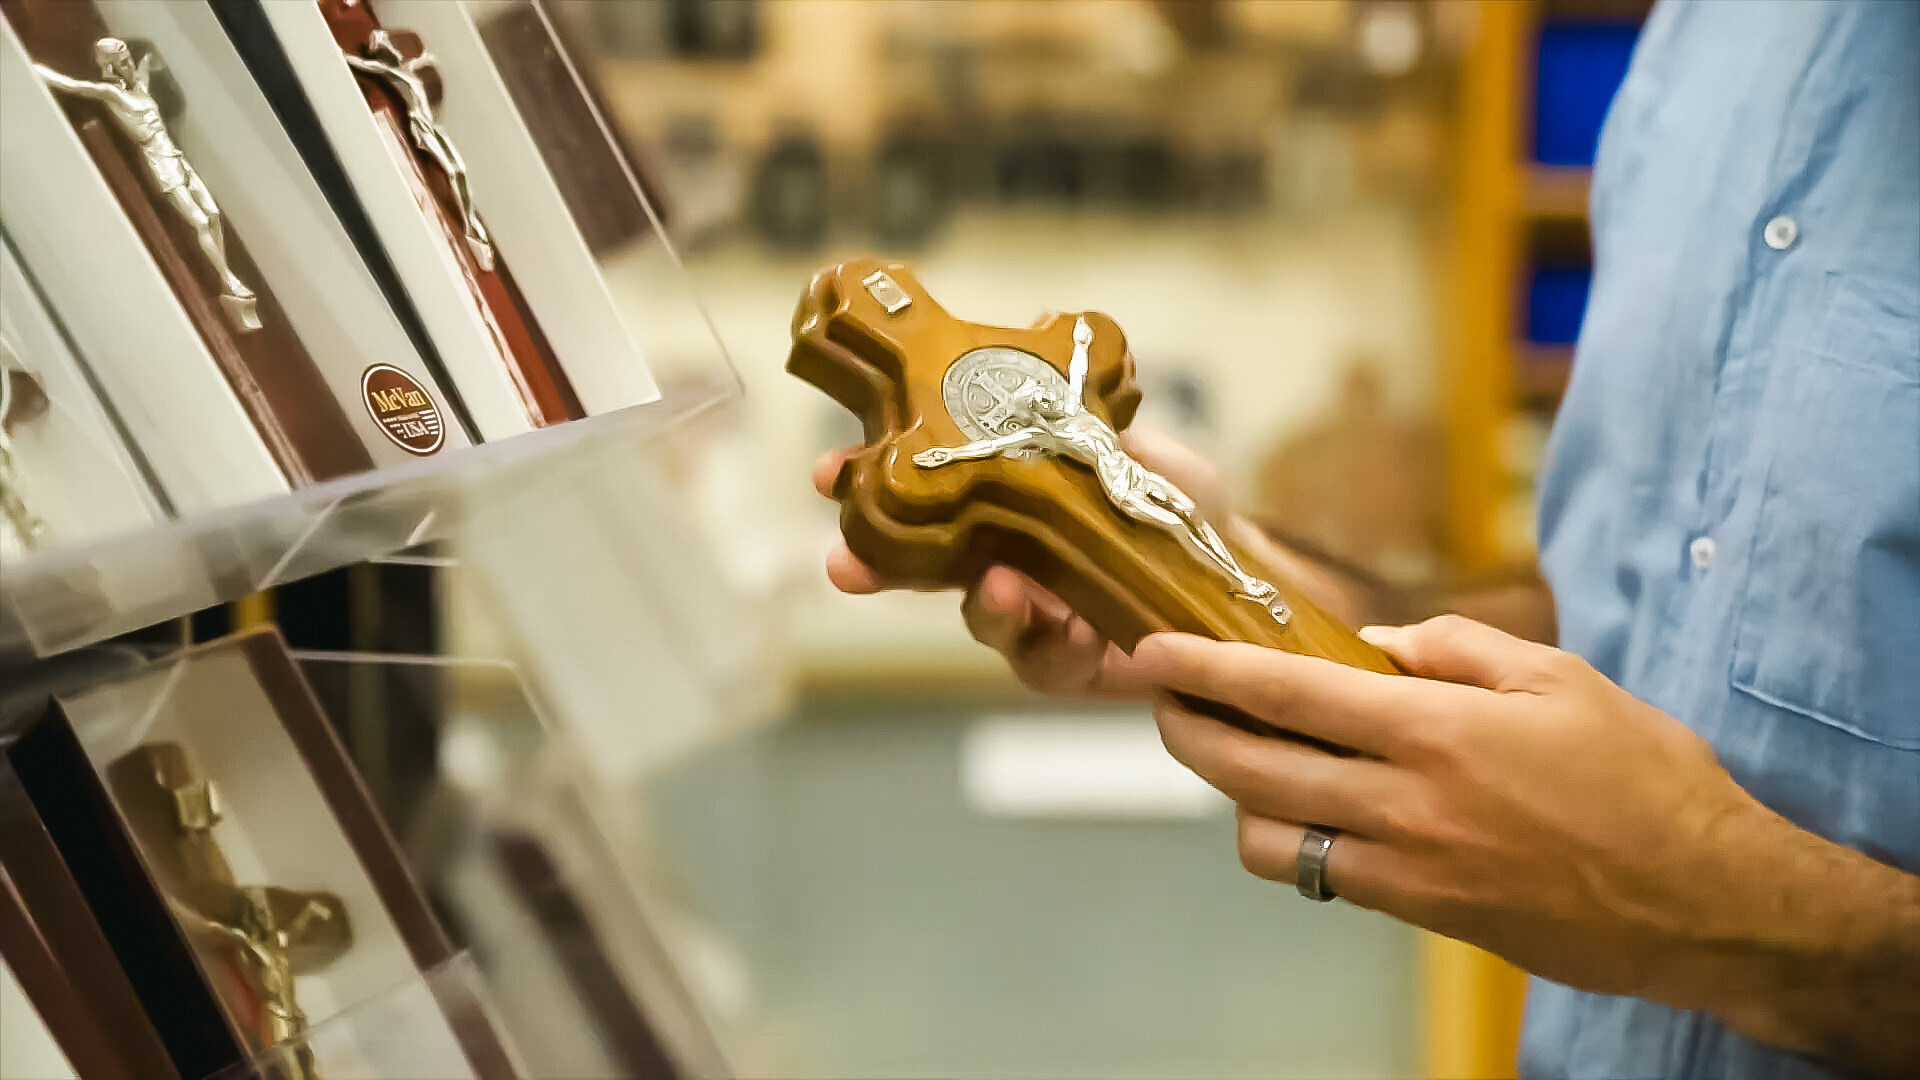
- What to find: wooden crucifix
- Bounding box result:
[789,258,1401,689]
[109,743,353,1080]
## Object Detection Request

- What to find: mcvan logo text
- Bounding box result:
[369,386,428,412]
[360,364,446,456]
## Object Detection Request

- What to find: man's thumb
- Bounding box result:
[1361,615,1544,691]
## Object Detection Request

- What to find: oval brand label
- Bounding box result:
[361,364,445,456]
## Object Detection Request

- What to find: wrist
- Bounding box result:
[1662,793,1920,1063]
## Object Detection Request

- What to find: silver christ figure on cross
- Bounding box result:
[343,30,496,271]
[37,38,262,332]
[914,317,1290,624]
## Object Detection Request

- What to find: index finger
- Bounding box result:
[813,446,859,499]
[1130,633,1468,759]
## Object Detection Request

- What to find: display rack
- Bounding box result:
[4,604,744,1079]
[287,649,735,1080]
[0,3,755,1078]
[0,0,738,659]
[1441,0,1647,571]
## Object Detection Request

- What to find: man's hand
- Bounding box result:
[812,441,1125,695]
[812,429,1365,699]
[1133,617,1920,1074]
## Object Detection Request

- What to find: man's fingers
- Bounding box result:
[812,446,858,499]
[815,446,875,596]
[1360,615,1570,694]
[1232,810,1399,912]
[1132,633,1431,758]
[959,567,1119,695]
[1155,696,1404,838]
[1012,624,1115,696]
[824,544,882,594]
[961,566,1036,653]
[961,566,1067,651]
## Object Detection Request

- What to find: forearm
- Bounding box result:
[1669,802,1920,1075]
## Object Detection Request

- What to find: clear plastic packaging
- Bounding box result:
[54,630,528,1080]
[0,0,736,657]
[291,649,735,1080]
[201,953,529,1080]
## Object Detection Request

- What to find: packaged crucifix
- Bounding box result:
[0,629,522,1080]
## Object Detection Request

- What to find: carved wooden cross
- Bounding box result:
[789,258,1399,679]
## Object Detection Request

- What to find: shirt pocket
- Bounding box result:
[1730,273,1920,749]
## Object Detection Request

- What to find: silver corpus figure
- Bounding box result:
[915,318,1292,624]
[0,339,49,551]
[343,30,496,271]
[35,39,262,332]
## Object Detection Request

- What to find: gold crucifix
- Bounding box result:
[111,744,353,1080]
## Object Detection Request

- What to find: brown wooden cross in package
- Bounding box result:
[789,258,1400,692]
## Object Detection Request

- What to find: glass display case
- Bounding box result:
[0,3,1519,1077]
[293,649,732,1080]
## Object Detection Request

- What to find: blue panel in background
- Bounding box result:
[1533,23,1641,166]
[1528,266,1593,344]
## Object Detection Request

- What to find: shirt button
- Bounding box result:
[1689,536,1717,570]
[1763,215,1798,250]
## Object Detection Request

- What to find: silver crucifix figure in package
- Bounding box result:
[343,29,496,271]
[36,38,262,332]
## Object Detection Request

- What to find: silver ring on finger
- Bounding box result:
[1296,826,1339,903]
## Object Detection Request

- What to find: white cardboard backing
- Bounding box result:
[377,0,661,416]
[0,17,286,514]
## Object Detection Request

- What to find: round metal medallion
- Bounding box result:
[939,347,1069,451]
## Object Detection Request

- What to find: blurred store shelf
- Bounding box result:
[1515,344,1576,407]
[1524,165,1592,220]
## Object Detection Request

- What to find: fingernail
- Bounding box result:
[1032,594,1071,623]
[1358,625,1396,646]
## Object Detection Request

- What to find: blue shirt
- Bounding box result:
[1529,1,1919,1078]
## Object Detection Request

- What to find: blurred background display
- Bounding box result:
[5,3,1653,1079]
[507,2,1643,1076]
